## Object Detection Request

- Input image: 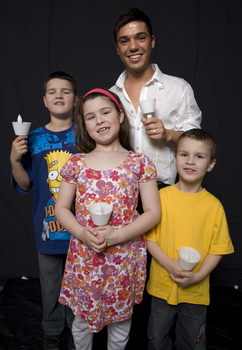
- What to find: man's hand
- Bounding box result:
[142,117,183,146]
[142,116,167,142]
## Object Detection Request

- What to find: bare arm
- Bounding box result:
[10,136,30,191]
[170,254,222,289]
[95,179,161,246]
[146,240,182,277]
[55,180,106,253]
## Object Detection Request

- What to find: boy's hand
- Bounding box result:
[169,270,198,289]
[165,259,183,278]
[10,136,28,163]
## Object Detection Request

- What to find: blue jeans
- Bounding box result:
[147,297,206,350]
[38,252,74,335]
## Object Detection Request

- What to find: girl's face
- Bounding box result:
[83,96,124,147]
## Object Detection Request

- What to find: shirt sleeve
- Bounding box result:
[60,155,79,184]
[145,226,158,241]
[175,81,202,132]
[139,154,157,183]
[209,206,234,255]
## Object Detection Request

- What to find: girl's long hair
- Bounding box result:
[74,89,133,153]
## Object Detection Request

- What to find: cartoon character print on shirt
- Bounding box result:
[42,150,73,241]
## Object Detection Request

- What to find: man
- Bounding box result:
[111,7,202,186]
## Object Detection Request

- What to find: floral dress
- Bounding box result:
[58,151,157,332]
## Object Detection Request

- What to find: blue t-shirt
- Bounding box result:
[12,124,77,254]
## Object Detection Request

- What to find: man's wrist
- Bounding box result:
[165,130,183,146]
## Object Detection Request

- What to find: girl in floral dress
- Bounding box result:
[55,88,161,350]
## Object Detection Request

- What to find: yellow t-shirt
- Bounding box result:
[146,185,234,306]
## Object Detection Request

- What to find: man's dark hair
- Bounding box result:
[112,7,153,43]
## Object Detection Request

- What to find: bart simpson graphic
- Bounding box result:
[42,150,72,241]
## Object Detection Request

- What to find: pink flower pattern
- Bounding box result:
[59,151,156,332]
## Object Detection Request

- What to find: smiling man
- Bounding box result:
[111,7,202,187]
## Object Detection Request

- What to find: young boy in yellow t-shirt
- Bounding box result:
[146,129,234,350]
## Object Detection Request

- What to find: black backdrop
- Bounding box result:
[0,0,241,289]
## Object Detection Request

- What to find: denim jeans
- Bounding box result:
[38,252,74,335]
[147,297,206,350]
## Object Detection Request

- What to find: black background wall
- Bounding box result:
[0,0,241,290]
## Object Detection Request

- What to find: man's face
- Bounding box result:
[115,21,155,74]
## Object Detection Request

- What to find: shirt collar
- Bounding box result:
[115,63,164,89]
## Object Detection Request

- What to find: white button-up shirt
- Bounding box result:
[110,64,202,184]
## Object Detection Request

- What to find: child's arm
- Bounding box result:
[170,253,222,289]
[10,136,30,191]
[55,180,106,253]
[94,179,161,246]
[146,240,182,278]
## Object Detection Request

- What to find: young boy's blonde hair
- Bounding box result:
[176,129,216,161]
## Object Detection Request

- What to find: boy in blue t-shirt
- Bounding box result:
[10,71,78,350]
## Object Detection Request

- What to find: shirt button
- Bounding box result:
[131,110,134,113]
[137,127,140,130]
[136,147,139,150]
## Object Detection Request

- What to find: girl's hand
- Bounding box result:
[81,226,107,253]
[169,270,198,289]
[93,225,116,247]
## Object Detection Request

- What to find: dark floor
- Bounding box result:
[0,278,241,350]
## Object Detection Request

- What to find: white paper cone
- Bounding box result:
[89,203,113,226]
[178,247,201,270]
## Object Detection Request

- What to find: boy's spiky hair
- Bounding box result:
[176,129,216,160]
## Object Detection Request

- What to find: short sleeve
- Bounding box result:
[209,206,234,255]
[145,226,157,242]
[139,154,157,183]
[61,154,80,185]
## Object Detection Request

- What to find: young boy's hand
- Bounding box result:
[166,259,183,278]
[169,270,198,289]
[10,136,28,163]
